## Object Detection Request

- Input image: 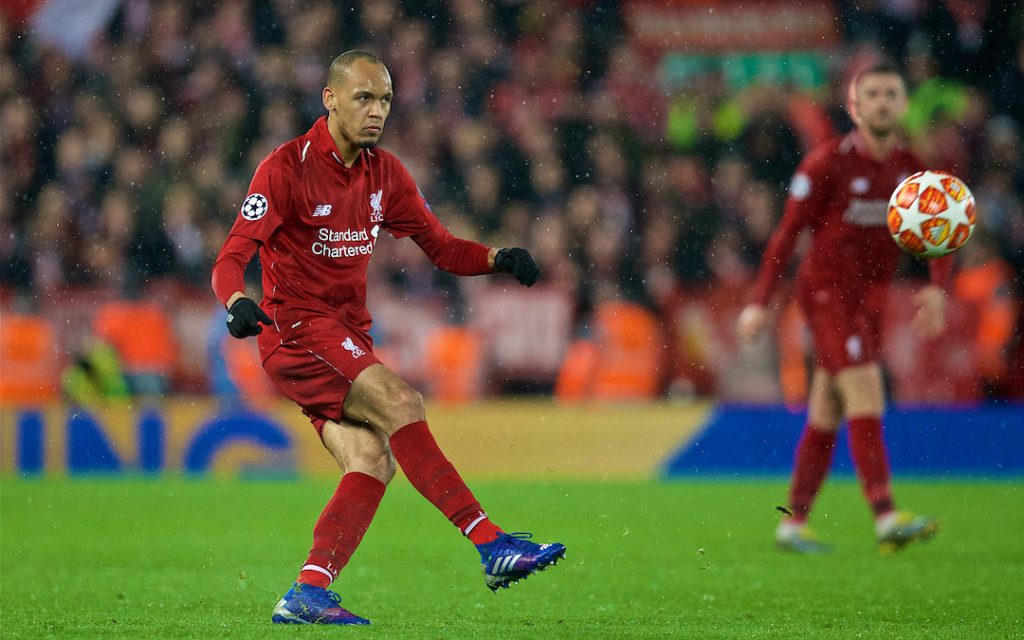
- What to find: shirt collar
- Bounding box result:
[309,115,373,173]
[848,129,903,164]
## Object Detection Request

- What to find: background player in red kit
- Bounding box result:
[211,51,565,625]
[737,61,950,554]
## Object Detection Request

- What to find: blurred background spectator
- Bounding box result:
[1,0,1022,403]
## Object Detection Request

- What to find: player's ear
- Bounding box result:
[322,86,334,112]
[846,82,861,124]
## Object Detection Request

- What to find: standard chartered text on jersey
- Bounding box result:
[311,240,374,258]
[311,226,376,259]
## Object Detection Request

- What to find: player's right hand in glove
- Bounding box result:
[226,297,272,338]
[494,247,541,287]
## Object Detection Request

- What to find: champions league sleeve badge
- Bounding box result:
[241,193,269,221]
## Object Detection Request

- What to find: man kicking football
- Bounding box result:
[212,50,564,624]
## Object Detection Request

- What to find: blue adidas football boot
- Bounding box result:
[271,582,370,625]
[476,532,566,591]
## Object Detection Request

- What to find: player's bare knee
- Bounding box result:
[397,386,425,417]
[814,419,842,432]
[807,398,841,430]
[378,384,425,432]
[344,447,395,484]
[834,365,884,418]
[379,451,396,483]
[808,402,842,431]
[840,387,885,417]
[358,454,395,484]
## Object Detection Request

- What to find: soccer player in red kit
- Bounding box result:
[211,51,565,625]
[737,61,949,553]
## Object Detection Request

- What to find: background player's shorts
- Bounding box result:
[798,282,888,374]
[262,315,380,434]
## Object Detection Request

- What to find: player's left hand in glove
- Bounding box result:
[226,298,272,338]
[494,247,541,287]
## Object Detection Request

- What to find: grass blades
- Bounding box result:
[1,478,1021,639]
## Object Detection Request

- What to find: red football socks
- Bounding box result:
[848,415,895,516]
[297,472,386,588]
[788,424,838,522]
[389,420,502,545]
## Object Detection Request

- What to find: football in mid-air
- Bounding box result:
[886,170,976,258]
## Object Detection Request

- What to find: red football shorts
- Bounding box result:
[262,315,380,434]
[798,281,888,374]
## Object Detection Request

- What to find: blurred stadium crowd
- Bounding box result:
[1,0,1023,400]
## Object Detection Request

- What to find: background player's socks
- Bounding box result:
[390,421,503,543]
[788,424,838,522]
[848,416,895,516]
[297,472,386,588]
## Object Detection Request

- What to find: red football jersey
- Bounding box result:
[754,130,949,305]
[212,116,490,359]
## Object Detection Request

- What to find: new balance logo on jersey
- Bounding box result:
[312,204,332,217]
[342,337,365,358]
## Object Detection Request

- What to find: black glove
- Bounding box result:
[226,298,272,338]
[494,247,540,287]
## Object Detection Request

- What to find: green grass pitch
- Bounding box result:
[2,477,1022,639]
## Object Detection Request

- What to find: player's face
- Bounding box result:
[323,59,393,150]
[852,73,907,138]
